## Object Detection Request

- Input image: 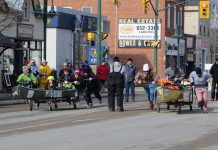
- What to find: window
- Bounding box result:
[200,25,202,34]
[22,0,30,20]
[174,6,177,29]
[167,4,171,29]
[180,7,183,27]
[82,7,92,13]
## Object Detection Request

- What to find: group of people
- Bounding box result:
[13,55,218,113]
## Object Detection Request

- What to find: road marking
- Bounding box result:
[0,117,105,134]
[0,102,146,133]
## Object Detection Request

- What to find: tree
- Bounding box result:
[0,0,23,33]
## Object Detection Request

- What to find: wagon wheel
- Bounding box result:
[177,105,182,114]
[157,102,160,113]
[73,102,77,109]
[189,105,192,111]
[167,104,170,110]
[48,105,52,111]
[54,103,58,109]
[29,100,33,111]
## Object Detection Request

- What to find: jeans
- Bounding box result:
[75,89,87,102]
[125,81,135,100]
[211,80,218,100]
[195,88,208,111]
[143,84,156,102]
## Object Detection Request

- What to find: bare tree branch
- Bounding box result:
[0,0,23,33]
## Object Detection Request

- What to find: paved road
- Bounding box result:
[1,91,218,150]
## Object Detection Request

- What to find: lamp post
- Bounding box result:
[97,0,102,65]
[43,0,56,60]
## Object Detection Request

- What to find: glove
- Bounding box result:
[190,82,195,86]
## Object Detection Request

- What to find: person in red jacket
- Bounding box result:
[97,60,109,92]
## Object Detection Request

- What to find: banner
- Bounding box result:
[118,18,161,48]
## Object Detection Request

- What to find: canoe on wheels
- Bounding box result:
[19,86,75,111]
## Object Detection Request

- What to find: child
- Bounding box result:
[72,72,87,106]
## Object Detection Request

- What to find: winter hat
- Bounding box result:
[74,70,80,75]
[23,66,29,74]
[63,62,67,66]
[41,59,47,63]
[48,76,55,80]
[143,64,150,72]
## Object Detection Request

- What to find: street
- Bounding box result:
[1,91,218,150]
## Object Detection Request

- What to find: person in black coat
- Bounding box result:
[83,70,102,108]
[72,72,87,105]
[210,57,218,101]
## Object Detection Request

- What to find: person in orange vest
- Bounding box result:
[38,59,52,89]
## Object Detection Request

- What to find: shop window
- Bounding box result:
[30,41,36,49]
[167,4,171,29]
[174,6,177,29]
[36,41,42,50]
[22,0,30,20]
[3,49,14,74]
[82,7,92,13]
[30,50,42,66]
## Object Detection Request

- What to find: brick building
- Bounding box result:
[47,0,185,74]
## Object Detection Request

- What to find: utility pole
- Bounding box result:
[114,2,118,56]
[43,0,47,60]
[154,0,158,72]
[97,0,102,65]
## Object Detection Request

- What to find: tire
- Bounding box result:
[54,103,58,109]
[73,103,77,109]
[178,106,182,114]
[29,101,33,111]
[190,105,192,111]
[157,103,160,113]
[167,104,170,110]
[48,105,52,111]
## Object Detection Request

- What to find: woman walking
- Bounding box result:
[189,67,211,113]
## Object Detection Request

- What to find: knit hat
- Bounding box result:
[143,64,149,71]
[48,76,55,80]
[23,66,29,74]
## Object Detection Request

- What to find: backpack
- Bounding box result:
[108,65,125,82]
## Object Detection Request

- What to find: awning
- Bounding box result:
[0,33,16,47]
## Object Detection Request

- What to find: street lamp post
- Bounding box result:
[97,0,102,65]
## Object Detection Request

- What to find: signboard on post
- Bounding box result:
[87,47,98,65]
[118,18,161,48]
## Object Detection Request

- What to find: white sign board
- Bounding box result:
[118,18,161,48]
[205,64,213,71]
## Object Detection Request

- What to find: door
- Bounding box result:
[14,49,28,76]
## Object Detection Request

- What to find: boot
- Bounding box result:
[149,101,154,109]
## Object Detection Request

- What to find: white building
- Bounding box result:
[0,0,43,92]
[46,7,108,71]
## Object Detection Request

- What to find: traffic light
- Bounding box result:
[87,32,95,41]
[113,0,119,5]
[199,1,210,19]
[101,33,108,40]
[142,0,149,14]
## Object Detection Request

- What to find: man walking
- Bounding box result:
[124,58,137,102]
[108,57,125,112]
[210,58,218,101]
